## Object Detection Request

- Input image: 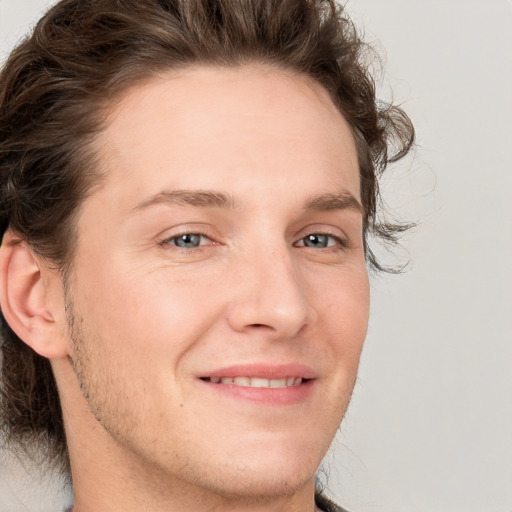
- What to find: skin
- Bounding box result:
[2,65,369,511]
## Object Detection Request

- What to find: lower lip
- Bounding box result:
[199,379,315,406]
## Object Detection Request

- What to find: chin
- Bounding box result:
[168,440,321,501]
[192,462,317,501]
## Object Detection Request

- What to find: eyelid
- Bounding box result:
[294,232,349,249]
[156,224,351,251]
[160,231,214,246]
[156,221,218,240]
[294,223,350,244]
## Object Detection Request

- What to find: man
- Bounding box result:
[0,0,414,510]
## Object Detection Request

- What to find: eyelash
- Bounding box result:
[160,231,212,252]
[160,231,349,252]
[294,233,349,251]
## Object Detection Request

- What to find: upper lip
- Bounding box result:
[199,363,317,380]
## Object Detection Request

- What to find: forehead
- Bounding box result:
[94,65,360,205]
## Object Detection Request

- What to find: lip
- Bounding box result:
[199,363,317,380]
[197,363,317,406]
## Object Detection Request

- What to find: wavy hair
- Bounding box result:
[0,0,414,483]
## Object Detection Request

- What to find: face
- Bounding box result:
[62,65,369,501]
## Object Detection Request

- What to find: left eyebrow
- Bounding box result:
[304,190,363,214]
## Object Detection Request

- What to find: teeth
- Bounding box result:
[269,378,287,388]
[233,377,251,386]
[208,377,304,388]
[250,377,270,388]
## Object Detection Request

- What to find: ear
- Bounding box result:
[0,232,69,359]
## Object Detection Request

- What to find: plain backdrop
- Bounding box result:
[1,1,511,511]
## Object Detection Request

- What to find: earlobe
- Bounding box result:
[0,232,68,359]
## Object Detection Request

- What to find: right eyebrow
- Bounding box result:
[130,189,236,213]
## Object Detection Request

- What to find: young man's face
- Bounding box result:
[60,65,369,502]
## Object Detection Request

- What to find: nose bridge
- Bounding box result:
[227,238,315,337]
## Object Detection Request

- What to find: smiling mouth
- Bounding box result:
[200,377,306,388]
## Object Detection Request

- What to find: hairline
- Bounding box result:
[60,61,368,274]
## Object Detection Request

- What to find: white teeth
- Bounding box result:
[233,377,251,386]
[250,377,270,388]
[269,378,287,388]
[208,376,304,388]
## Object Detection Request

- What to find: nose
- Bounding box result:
[226,244,317,339]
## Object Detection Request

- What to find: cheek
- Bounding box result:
[75,263,226,360]
[316,268,370,359]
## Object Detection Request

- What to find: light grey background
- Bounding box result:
[1,1,511,511]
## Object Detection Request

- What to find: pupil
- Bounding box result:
[306,234,328,248]
[176,234,201,247]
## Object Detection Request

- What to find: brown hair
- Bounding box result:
[0,0,413,477]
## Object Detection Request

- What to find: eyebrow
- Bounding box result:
[131,188,362,215]
[131,189,235,213]
[304,190,363,214]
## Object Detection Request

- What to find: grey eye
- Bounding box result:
[301,234,331,248]
[170,233,203,248]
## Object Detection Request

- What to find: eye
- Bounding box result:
[163,233,210,249]
[296,233,344,249]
